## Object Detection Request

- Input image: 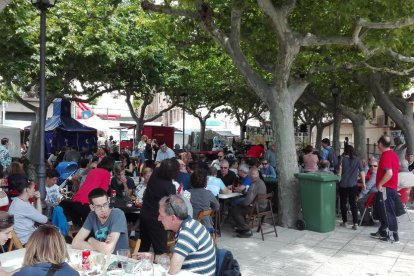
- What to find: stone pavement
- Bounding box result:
[217,205,414,276]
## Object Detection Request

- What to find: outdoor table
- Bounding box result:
[0,245,198,275]
[218,192,242,199]
[217,192,243,235]
[110,197,140,214]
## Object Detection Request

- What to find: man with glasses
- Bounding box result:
[155,141,176,164]
[357,157,378,226]
[259,159,276,178]
[211,151,225,170]
[217,160,238,188]
[158,195,216,275]
[73,188,128,254]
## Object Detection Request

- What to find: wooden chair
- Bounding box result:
[129,238,141,255]
[7,230,23,251]
[249,192,278,241]
[196,209,217,244]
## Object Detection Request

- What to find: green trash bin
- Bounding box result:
[295,172,340,233]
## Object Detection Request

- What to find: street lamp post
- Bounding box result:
[180,94,188,150]
[331,84,341,156]
[32,0,57,200]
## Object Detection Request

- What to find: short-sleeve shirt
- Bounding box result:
[46,184,62,206]
[377,150,399,190]
[174,216,216,275]
[207,176,225,196]
[72,168,111,204]
[109,176,135,197]
[82,208,128,253]
[217,170,238,187]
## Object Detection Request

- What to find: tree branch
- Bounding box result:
[143,101,178,123]
[14,95,37,113]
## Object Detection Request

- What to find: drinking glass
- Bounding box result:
[158,255,170,273]
[117,249,130,258]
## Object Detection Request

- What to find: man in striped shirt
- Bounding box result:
[158,195,216,275]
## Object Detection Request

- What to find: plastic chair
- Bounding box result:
[399,188,412,221]
[249,192,278,241]
[359,193,376,226]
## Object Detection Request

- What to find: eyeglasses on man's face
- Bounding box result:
[369,164,378,167]
[93,201,110,211]
[220,166,228,169]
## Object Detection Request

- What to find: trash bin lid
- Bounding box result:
[294,172,340,182]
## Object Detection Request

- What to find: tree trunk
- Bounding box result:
[268,89,300,227]
[343,111,367,160]
[333,112,342,156]
[239,124,245,141]
[135,120,144,142]
[199,120,206,151]
[315,124,324,151]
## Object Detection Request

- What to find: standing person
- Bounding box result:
[0,138,11,172]
[8,179,48,245]
[0,211,14,275]
[152,139,160,162]
[139,159,178,255]
[97,133,106,148]
[264,143,276,169]
[321,138,339,173]
[72,188,128,254]
[14,225,79,276]
[155,141,175,163]
[370,135,400,243]
[393,137,407,162]
[302,145,319,172]
[338,145,365,230]
[137,135,148,163]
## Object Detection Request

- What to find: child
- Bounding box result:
[45,169,62,208]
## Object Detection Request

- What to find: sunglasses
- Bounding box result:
[369,165,378,167]
[0,215,14,224]
[165,197,179,218]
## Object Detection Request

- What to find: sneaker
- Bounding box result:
[340,222,348,228]
[370,231,387,239]
[352,224,358,230]
[236,230,253,238]
[379,236,390,242]
[392,232,400,244]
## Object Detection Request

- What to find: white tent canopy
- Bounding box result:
[0,124,21,157]
[77,115,120,131]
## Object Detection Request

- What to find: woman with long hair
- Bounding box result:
[139,159,178,255]
[8,179,48,245]
[338,145,366,230]
[0,211,14,275]
[14,225,78,275]
[120,153,134,177]
[6,162,27,191]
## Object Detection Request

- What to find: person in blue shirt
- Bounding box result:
[259,159,276,178]
[233,164,251,193]
[14,225,79,276]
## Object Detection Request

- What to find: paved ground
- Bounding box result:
[217,204,414,276]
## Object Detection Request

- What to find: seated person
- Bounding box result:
[189,169,220,229]
[109,163,135,198]
[217,160,238,187]
[231,164,251,193]
[207,167,229,196]
[135,167,152,202]
[6,161,28,191]
[318,160,333,173]
[175,159,190,191]
[357,158,378,226]
[0,211,14,275]
[229,167,267,238]
[259,159,276,178]
[72,188,128,254]
[14,225,79,276]
[157,195,216,275]
[45,169,62,207]
[8,178,48,245]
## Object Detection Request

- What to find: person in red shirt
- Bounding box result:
[245,144,265,159]
[370,135,400,243]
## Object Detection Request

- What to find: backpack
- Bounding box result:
[327,147,339,172]
[215,248,241,276]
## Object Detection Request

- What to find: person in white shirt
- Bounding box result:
[155,141,175,163]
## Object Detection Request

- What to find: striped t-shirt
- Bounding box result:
[174,216,216,275]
